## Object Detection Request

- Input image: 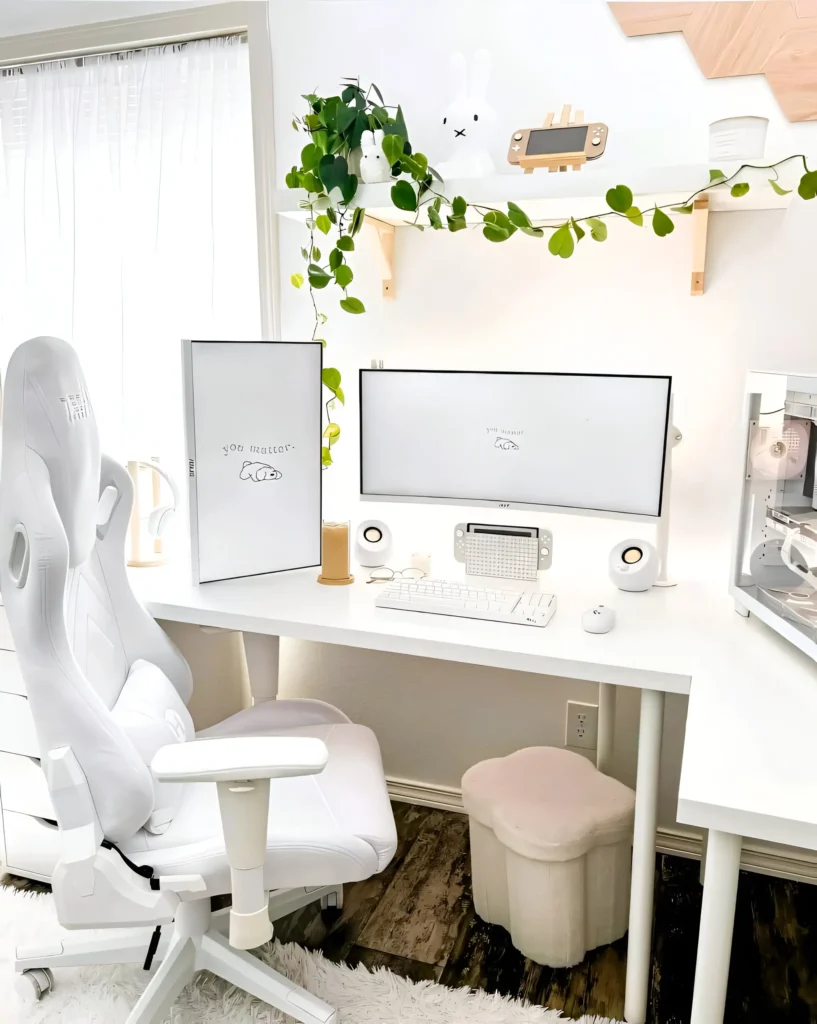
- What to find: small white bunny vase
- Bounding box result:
[435,50,497,180]
[359,129,393,184]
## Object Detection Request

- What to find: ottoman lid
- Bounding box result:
[462,747,635,862]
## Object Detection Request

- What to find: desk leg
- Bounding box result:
[596,683,617,774]
[689,830,741,1024]
[242,633,280,704]
[624,688,664,1024]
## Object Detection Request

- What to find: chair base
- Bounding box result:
[15,886,343,1024]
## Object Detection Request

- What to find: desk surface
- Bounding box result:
[131,566,734,695]
[133,566,817,850]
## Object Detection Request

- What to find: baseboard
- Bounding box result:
[387,777,817,884]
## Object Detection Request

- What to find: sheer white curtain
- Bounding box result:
[0,34,260,464]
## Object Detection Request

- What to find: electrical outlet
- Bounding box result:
[565,701,599,750]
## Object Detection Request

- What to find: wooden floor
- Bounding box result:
[273,804,817,1024]
[5,803,817,1022]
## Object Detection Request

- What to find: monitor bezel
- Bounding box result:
[359,369,672,521]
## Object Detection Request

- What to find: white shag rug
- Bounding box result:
[0,888,618,1023]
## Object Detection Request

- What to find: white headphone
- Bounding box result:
[134,460,179,538]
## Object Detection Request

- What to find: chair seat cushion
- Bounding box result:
[121,722,397,895]
[462,747,635,862]
[197,698,351,739]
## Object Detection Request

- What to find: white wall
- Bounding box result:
[265,0,817,834]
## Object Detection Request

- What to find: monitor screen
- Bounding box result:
[527,126,588,155]
[359,370,671,517]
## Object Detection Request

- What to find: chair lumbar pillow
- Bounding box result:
[0,337,397,1024]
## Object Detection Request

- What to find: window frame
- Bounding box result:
[0,3,279,338]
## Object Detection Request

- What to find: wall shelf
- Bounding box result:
[275,162,793,297]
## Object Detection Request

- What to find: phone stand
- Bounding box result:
[521,104,587,175]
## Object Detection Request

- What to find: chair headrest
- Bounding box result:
[2,337,100,567]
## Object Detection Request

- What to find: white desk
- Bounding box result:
[678,612,817,1023]
[131,566,777,1024]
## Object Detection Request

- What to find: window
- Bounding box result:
[0,34,260,463]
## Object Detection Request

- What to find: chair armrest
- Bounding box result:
[151,735,329,784]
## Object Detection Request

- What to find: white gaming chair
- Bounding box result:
[0,337,397,1023]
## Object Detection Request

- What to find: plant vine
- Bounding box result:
[287,79,815,466]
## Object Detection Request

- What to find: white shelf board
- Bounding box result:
[275,161,793,227]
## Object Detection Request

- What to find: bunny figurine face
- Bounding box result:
[436,50,498,180]
[359,129,393,185]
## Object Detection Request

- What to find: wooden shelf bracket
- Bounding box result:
[365,215,396,300]
[691,195,709,296]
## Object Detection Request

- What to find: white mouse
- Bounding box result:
[582,605,616,634]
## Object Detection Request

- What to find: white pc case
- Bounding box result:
[732,371,817,661]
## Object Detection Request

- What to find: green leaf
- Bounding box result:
[483,223,511,242]
[768,178,792,196]
[350,206,366,236]
[671,203,694,214]
[322,368,341,391]
[371,105,389,125]
[327,206,338,225]
[321,446,333,467]
[301,143,321,171]
[382,134,404,167]
[447,215,467,232]
[624,206,644,226]
[571,218,586,242]
[349,111,368,152]
[652,206,674,237]
[341,85,357,104]
[588,218,607,241]
[318,154,350,197]
[370,82,385,106]
[315,338,326,348]
[334,264,354,288]
[412,152,429,177]
[340,173,358,205]
[340,296,366,314]
[285,167,300,189]
[606,184,633,214]
[291,118,299,132]
[304,113,321,131]
[323,422,341,446]
[484,210,514,232]
[311,246,321,262]
[709,168,726,183]
[300,247,309,260]
[798,170,817,200]
[308,270,331,289]
[317,312,327,324]
[452,195,467,218]
[329,248,343,271]
[548,224,575,259]
[299,172,322,194]
[336,235,355,251]
[315,215,332,235]
[519,225,545,237]
[730,182,750,198]
[507,201,531,229]
[428,205,443,229]
[335,386,345,405]
[391,180,417,211]
[290,273,304,289]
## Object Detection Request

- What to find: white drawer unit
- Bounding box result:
[0,752,52,818]
[3,809,59,880]
[0,692,38,758]
[0,650,26,696]
[0,605,14,651]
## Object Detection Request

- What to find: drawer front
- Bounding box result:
[0,651,26,696]
[0,605,14,652]
[2,810,58,878]
[0,751,52,818]
[0,693,38,757]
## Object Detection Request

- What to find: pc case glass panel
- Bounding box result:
[735,371,817,650]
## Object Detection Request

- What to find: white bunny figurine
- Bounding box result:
[435,50,497,180]
[359,129,393,184]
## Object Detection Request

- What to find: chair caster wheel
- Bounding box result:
[15,968,54,1002]
[320,888,343,920]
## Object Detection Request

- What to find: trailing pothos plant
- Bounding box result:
[287,79,815,467]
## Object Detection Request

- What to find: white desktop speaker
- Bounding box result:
[609,539,660,592]
[355,520,392,567]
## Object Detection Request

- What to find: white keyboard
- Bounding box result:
[374,578,556,627]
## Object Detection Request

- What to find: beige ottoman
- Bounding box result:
[462,746,636,968]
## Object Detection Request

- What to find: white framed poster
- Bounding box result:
[182,340,322,583]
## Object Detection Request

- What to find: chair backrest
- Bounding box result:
[0,337,194,842]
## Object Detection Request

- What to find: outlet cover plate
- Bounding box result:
[565,700,599,750]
